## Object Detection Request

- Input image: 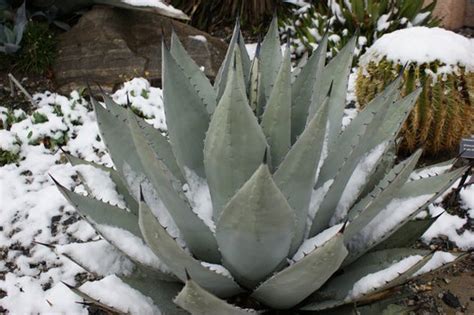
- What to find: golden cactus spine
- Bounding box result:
[356,58,474,155]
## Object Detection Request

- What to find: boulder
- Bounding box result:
[53,5,227,93]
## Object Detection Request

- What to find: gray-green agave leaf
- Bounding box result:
[216,163,295,288]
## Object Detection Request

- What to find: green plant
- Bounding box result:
[171,0,291,33]
[356,48,474,155]
[52,17,466,314]
[281,0,440,58]
[13,21,56,74]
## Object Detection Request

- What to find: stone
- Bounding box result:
[53,5,227,94]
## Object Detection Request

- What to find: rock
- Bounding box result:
[442,291,461,309]
[53,5,227,94]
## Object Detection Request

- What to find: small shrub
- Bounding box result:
[15,21,57,74]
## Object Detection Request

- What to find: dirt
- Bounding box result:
[403,253,474,315]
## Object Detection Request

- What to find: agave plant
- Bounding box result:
[53,17,466,314]
[0,1,26,54]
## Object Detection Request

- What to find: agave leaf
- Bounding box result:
[248,41,261,114]
[344,150,423,241]
[290,32,328,142]
[309,89,421,237]
[92,96,145,194]
[259,15,282,108]
[358,142,398,199]
[134,117,185,184]
[317,75,402,188]
[52,177,173,278]
[63,152,139,214]
[312,36,356,150]
[371,216,439,252]
[251,233,348,309]
[170,30,217,114]
[120,266,188,315]
[261,46,292,168]
[214,20,249,99]
[62,282,126,315]
[274,99,329,255]
[139,198,243,297]
[174,277,258,315]
[399,167,469,199]
[204,63,268,220]
[100,93,185,184]
[356,254,434,300]
[238,29,251,85]
[52,178,142,238]
[128,111,221,263]
[345,167,468,265]
[409,158,455,180]
[162,43,209,178]
[305,248,430,304]
[216,164,295,288]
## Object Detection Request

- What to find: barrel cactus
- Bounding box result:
[356,27,474,155]
[52,18,466,314]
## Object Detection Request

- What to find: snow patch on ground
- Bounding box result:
[423,205,474,250]
[0,80,168,313]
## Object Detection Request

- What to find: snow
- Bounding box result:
[56,240,134,276]
[413,251,457,277]
[80,275,160,315]
[377,14,391,32]
[112,78,167,130]
[349,194,434,251]
[140,180,184,246]
[0,79,171,313]
[189,35,207,43]
[306,179,334,235]
[74,164,126,208]
[245,43,258,60]
[0,130,19,153]
[334,141,388,222]
[121,0,186,18]
[422,206,474,250]
[360,27,474,72]
[183,168,215,232]
[98,225,170,273]
[292,223,343,262]
[347,255,423,300]
[410,164,453,180]
[200,262,232,278]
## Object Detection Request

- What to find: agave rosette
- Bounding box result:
[53,17,466,314]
